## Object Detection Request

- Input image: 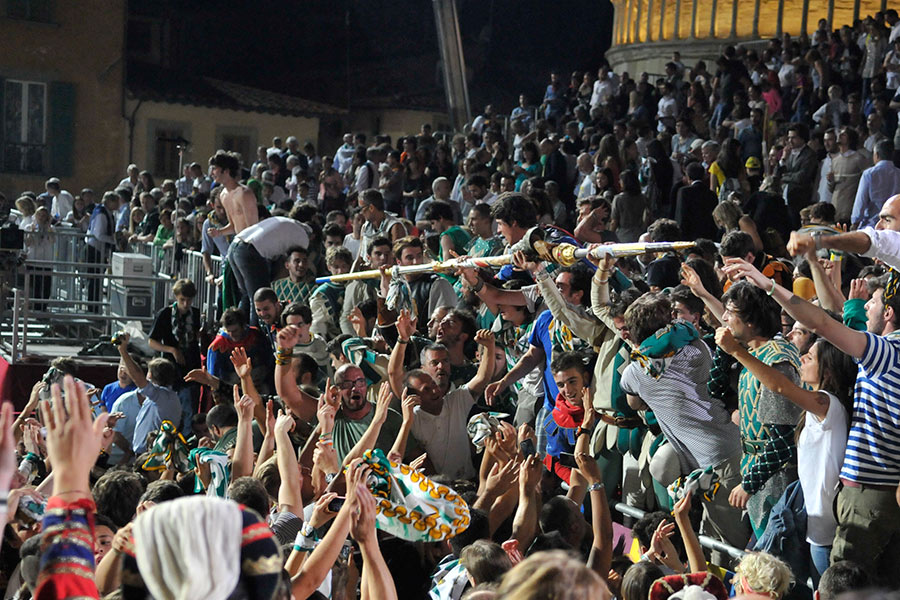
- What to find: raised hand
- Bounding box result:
[396,308,417,341]
[714,327,742,356]
[483,460,519,496]
[317,392,338,434]
[484,381,506,407]
[276,324,301,349]
[274,410,296,438]
[409,452,428,472]
[495,421,518,459]
[400,392,419,423]
[582,388,597,426]
[40,376,111,498]
[519,454,543,492]
[235,391,255,422]
[786,231,816,258]
[721,257,769,289]
[650,520,683,572]
[512,250,542,274]
[849,278,869,301]
[673,489,692,520]
[729,483,750,509]
[373,382,393,425]
[349,482,378,544]
[679,263,706,296]
[230,346,252,379]
[309,492,340,529]
[575,451,603,485]
[184,367,216,387]
[455,265,480,288]
[0,403,18,508]
[322,377,341,408]
[264,399,276,436]
[348,306,368,338]
[313,440,340,475]
[474,329,495,348]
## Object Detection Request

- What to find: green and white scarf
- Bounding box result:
[360,449,470,542]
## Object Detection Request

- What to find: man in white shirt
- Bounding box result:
[389,311,497,479]
[118,164,140,191]
[590,66,616,110]
[44,178,74,222]
[656,82,678,132]
[352,147,378,194]
[230,216,311,317]
[334,133,356,175]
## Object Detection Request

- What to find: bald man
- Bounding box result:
[788,194,900,268]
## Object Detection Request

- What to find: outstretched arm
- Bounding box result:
[389,393,418,462]
[388,309,416,398]
[681,263,725,324]
[232,389,256,480]
[672,492,707,573]
[274,325,319,420]
[231,347,267,434]
[116,334,148,388]
[722,257,867,358]
[274,409,303,516]
[343,382,392,466]
[466,330,497,398]
[715,327,830,420]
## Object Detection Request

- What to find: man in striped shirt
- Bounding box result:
[724,258,900,587]
[618,293,749,559]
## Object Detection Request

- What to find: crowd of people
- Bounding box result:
[4,9,900,600]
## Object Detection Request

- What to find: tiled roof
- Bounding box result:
[127,62,346,117]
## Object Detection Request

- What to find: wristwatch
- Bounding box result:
[575,426,593,438]
[811,232,823,251]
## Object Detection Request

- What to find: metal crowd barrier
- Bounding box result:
[0,226,223,363]
[614,502,815,592]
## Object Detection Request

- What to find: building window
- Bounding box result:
[7,0,53,22]
[220,133,252,164]
[154,127,188,180]
[2,80,47,174]
[215,126,256,169]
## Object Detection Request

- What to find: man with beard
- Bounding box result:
[387,310,497,478]
[320,363,403,462]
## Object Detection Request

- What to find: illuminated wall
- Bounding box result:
[611,0,893,45]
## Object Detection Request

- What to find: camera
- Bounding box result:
[110,331,126,346]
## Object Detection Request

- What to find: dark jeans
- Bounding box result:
[228,239,272,321]
[84,245,109,314]
[29,266,51,313]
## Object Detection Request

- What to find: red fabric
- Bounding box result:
[542,394,585,483]
[208,326,263,354]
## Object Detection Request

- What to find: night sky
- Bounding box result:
[132,0,613,113]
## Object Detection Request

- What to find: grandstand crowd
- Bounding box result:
[4,8,900,600]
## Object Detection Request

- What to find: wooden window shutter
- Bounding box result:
[48,81,76,177]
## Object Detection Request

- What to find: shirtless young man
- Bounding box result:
[207,151,258,239]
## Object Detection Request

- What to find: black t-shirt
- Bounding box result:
[149,305,202,372]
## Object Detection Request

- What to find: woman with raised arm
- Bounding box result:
[716,257,857,584]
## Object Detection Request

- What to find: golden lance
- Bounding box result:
[315,227,694,284]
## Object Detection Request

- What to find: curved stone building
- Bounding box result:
[606,0,892,74]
